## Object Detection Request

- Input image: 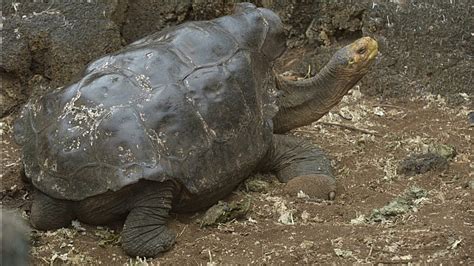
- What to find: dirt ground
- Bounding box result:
[1,80,472,264]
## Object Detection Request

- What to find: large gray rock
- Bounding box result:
[121,0,191,43]
[1,1,126,116]
[273,1,473,100]
[1,0,472,118]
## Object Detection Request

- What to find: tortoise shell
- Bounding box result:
[14,3,286,201]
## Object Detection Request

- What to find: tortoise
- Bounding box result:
[14,3,378,257]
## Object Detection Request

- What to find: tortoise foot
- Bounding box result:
[121,207,176,257]
[283,174,336,200]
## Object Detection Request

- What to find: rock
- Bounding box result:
[0,209,30,266]
[1,1,125,117]
[244,178,270,193]
[200,200,251,227]
[191,0,232,21]
[468,111,474,127]
[2,1,471,118]
[0,73,24,116]
[398,153,448,176]
[334,248,353,258]
[300,240,314,249]
[122,0,191,43]
[423,144,457,160]
[465,180,474,190]
[276,1,473,99]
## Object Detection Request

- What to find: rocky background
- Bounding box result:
[1,0,472,117]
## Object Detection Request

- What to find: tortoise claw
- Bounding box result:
[329,191,336,201]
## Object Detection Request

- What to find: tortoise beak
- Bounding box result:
[346,37,379,65]
[364,37,379,61]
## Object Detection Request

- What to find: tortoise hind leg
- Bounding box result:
[121,181,178,257]
[263,134,336,200]
[30,189,75,230]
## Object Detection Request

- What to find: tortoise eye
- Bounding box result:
[357,47,367,54]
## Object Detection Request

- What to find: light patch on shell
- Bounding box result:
[63,135,82,152]
[70,105,106,125]
[59,90,82,120]
[97,60,111,70]
[51,183,66,195]
[146,129,167,158]
[117,146,136,164]
[184,94,217,143]
[135,74,152,92]
[122,164,143,180]
[59,92,108,151]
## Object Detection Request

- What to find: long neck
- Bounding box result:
[273,64,362,133]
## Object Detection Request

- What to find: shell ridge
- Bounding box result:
[180,80,217,145]
[208,21,241,47]
[169,45,197,69]
[180,47,245,82]
[129,107,159,168]
[222,63,252,131]
[254,8,270,53]
[97,65,152,101]
[42,162,101,183]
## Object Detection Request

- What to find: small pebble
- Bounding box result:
[468,111,474,127]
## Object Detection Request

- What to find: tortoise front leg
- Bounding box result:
[121,181,178,257]
[263,134,336,200]
[30,189,76,230]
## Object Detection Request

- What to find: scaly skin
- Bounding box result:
[273,37,379,133]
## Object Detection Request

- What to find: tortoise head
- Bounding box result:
[331,37,379,76]
[273,37,379,133]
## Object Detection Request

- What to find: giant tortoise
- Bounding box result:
[14,3,378,257]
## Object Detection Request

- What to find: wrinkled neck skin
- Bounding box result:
[273,58,368,134]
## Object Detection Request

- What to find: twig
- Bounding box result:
[177,224,188,238]
[317,121,379,136]
[375,260,414,264]
[365,245,373,262]
[304,64,312,79]
[208,249,214,265]
[264,251,275,256]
